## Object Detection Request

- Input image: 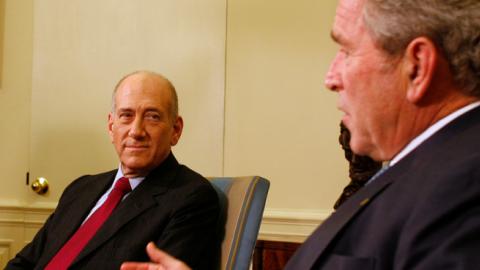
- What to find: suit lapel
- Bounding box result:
[72,154,179,265]
[285,168,399,269]
[39,172,116,267]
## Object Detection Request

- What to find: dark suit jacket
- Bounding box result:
[286,106,480,269]
[6,153,220,270]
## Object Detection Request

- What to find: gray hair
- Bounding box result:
[111,70,179,120]
[363,0,480,97]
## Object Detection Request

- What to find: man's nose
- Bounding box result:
[325,70,339,91]
[128,117,146,138]
[324,53,343,91]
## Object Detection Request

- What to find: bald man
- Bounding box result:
[6,71,220,270]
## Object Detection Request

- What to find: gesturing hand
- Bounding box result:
[120,242,192,270]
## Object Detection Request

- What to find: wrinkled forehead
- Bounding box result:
[337,0,365,15]
[332,0,367,43]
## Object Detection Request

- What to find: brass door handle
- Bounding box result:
[31,177,49,195]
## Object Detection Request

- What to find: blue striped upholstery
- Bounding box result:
[209,176,270,270]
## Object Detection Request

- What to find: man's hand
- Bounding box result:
[120,242,192,270]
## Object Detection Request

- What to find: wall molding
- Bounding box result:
[0,239,13,268]
[259,208,332,243]
[0,204,332,244]
[0,203,54,227]
[0,202,55,265]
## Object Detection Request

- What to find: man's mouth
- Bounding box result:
[125,144,149,149]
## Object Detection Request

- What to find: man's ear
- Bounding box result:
[108,113,114,142]
[404,37,438,103]
[170,116,184,146]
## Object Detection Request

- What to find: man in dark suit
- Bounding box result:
[6,71,220,270]
[285,0,480,268]
[122,0,480,269]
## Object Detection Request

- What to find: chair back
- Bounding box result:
[209,176,270,270]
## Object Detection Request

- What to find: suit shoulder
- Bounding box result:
[60,169,116,197]
[176,165,212,187]
[171,165,218,201]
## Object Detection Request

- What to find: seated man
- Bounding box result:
[6,71,220,270]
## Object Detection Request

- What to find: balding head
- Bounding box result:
[112,71,179,121]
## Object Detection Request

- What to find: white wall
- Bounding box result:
[0,0,34,266]
[0,0,32,205]
[225,0,347,240]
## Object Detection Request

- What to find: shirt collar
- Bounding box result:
[390,101,480,166]
[114,165,145,190]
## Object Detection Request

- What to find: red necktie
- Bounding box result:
[45,177,131,270]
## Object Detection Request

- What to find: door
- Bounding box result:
[27,0,226,205]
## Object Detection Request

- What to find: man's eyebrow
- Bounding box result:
[117,108,133,113]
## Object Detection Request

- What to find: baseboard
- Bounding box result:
[258,208,332,243]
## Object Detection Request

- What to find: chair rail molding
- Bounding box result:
[259,208,332,243]
[0,202,55,263]
[0,204,331,246]
[0,203,55,225]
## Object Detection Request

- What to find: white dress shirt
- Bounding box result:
[83,167,145,222]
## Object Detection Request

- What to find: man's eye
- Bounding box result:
[145,113,161,120]
[119,113,133,119]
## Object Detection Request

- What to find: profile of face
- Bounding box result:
[325,0,406,161]
[108,73,183,178]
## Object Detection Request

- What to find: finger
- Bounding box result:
[120,262,161,270]
[144,242,191,270]
[120,262,149,270]
[145,242,174,264]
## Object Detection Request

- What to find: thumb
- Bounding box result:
[145,242,191,270]
[146,242,176,264]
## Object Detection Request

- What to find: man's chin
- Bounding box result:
[349,138,369,156]
[121,161,152,177]
[341,115,355,131]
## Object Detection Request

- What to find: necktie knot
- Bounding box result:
[114,177,132,194]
